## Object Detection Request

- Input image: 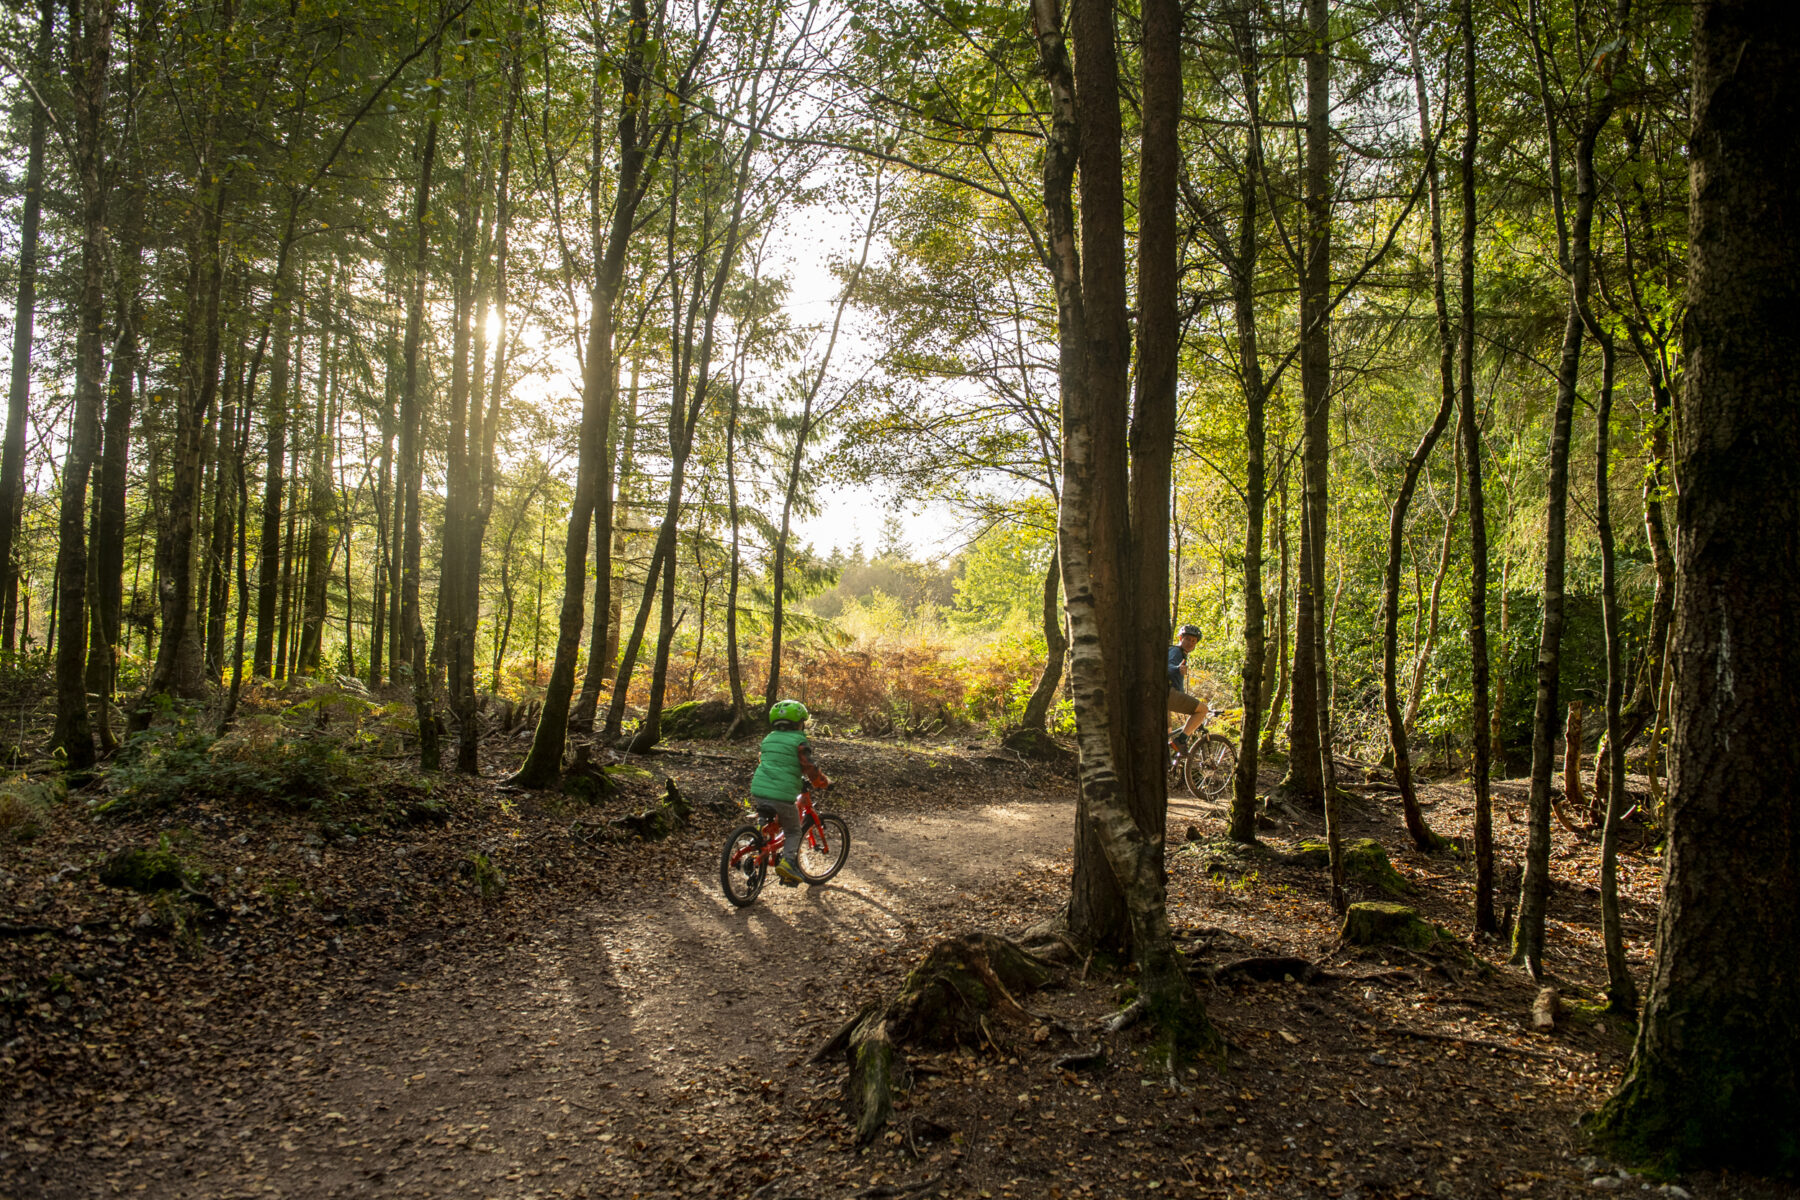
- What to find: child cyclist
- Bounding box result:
[750,700,831,886]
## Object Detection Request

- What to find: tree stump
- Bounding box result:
[1564,700,1585,810]
[1341,902,1444,950]
[610,779,692,840]
[1295,837,1413,896]
[1000,726,1072,763]
[1531,986,1560,1032]
[816,932,1059,1143]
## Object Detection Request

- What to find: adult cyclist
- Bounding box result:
[1167,623,1211,753]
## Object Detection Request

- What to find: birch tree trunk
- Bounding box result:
[1034,0,1213,1045]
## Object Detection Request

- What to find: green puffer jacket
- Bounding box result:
[750,728,810,801]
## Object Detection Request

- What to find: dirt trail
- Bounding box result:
[77,786,1073,1199]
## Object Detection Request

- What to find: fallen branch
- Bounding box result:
[1053,1046,1107,1072]
[1350,1017,1559,1060]
[845,1176,941,1200]
[646,746,753,764]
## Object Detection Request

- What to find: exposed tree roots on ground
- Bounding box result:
[817,932,1062,1142]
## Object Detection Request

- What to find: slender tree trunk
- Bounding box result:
[572,376,616,730]
[86,123,145,753]
[1515,54,1617,972]
[254,306,291,677]
[575,356,637,729]
[759,183,883,726]
[217,379,255,733]
[277,404,302,680]
[1029,0,1120,947]
[1586,330,1637,1012]
[1018,547,1067,734]
[204,364,238,679]
[1457,0,1496,935]
[1227,3,1268,845]
[723,376,749,728]
[1299,0,1342,909]
[1621,377,1673,743]
[1489,556,1510,756]
[1404,457,1460,734]
[139,178,227,716]
[368,312,397,689]
[630,103,766,753]
[1376,1,1460,852]
[52,0,115,768]
[1261,469,1289,758]
[509,0,652,786]
[454,49,519,771]
[297,286,335,674]
[0,0,56,652]
[1593,0,1799,1168]
[399,90,442,770]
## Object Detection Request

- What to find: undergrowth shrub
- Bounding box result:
[95,682,426,818]
[776,620,1071,738]
[0,775,61,843]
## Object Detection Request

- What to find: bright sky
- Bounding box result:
[760,196,962,562]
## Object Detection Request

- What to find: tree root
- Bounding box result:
[1104,997,1146,1034]
[817,932,1060,1143]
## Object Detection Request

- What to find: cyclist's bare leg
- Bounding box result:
[1167,690,1206,747]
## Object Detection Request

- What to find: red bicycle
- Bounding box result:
[718,788,850,907]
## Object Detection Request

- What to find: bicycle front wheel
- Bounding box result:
[719,825,767,907]
[796,813,850,884]
[1185,734,1238,801]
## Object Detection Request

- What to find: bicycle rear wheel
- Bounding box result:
[1185,734,1238,801]
[719,825,767,907]
[796,813,849,884]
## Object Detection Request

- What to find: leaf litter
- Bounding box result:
[0,735,1780,1199]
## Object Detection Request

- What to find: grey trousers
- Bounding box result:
[759,798,801,864]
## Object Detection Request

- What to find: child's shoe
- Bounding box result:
[775,858,803,887]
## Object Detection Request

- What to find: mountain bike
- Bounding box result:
[1169,715,1238,801]
[718,787,850,907]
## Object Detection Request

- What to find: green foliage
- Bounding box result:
[0,775,62,843]
[467,852,506,901]
[98,837,189,893]
[950,522,1052,631]
[1293,838,1414,897]
[95,685,419,818]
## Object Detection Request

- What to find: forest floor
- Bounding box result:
[2,727,1791,1200]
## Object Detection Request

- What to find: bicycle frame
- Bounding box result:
[733,788,831,869]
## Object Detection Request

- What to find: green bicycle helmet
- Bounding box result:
[769,699,809,725]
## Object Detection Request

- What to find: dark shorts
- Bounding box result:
[1168,689,1200,715]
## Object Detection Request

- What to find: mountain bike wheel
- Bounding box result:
[719,825,767,907]
[796,813,850,885]
[1185,734,1238,801]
